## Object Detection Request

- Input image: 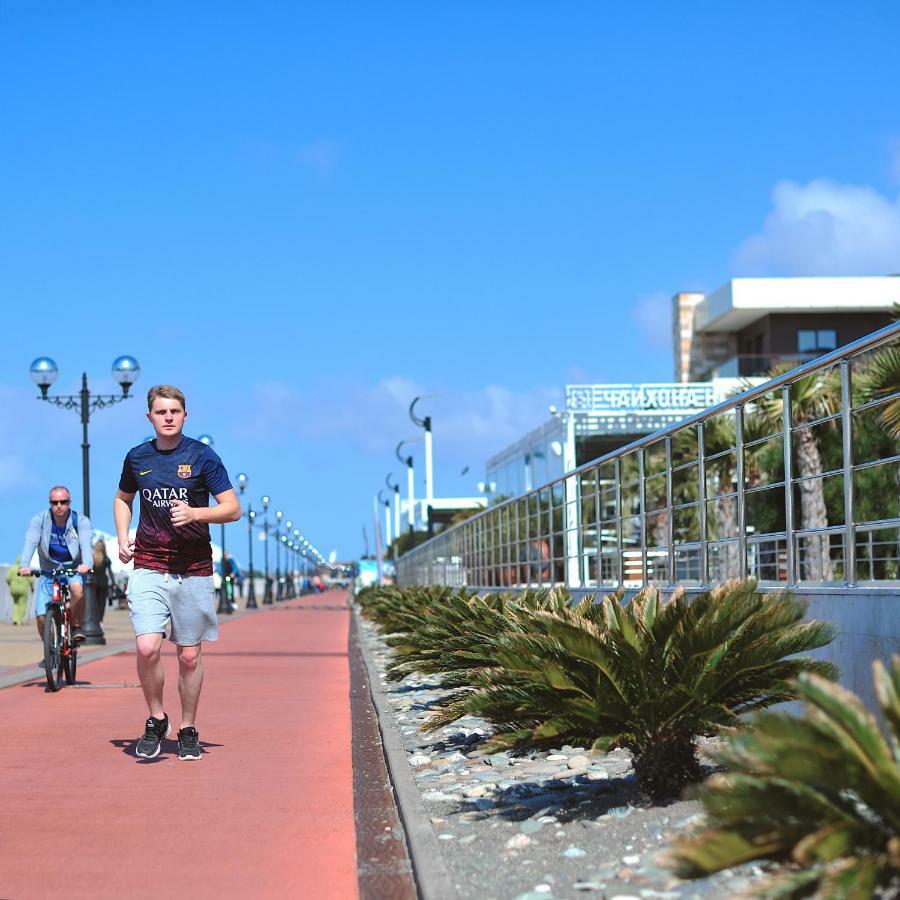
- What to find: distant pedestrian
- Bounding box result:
[114,384,241,761]
[92,539,114,620]
[6,555,32,625]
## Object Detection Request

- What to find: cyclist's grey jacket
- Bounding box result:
[20,509,93,574]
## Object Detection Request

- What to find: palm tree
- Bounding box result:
[857,303,900,438]
[668,655,900,898]
[749,365,842,582]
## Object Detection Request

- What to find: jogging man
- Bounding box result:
[18,485,91,648]
[114,385,241,760]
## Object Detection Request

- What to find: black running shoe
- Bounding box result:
[177,726,202,761]
[72,628,86,643]
[135,714,170,758]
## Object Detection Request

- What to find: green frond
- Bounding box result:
[668,657,900,897]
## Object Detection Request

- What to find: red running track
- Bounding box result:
[0,591,359,900]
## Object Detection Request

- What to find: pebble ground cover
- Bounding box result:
[358,615,773,900]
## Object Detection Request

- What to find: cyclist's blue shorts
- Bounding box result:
[35,574,83,617]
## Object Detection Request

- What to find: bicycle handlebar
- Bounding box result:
[29,566,91,578]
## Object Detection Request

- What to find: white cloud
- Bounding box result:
[735,178,900,276]
[296,139,340,176]
[237,376,561,460]
[632,291,671,348]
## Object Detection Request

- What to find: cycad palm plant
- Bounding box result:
[668,655,900,899]
[357,585,467,641]
[385,587,580,685]
[440,580,836,802]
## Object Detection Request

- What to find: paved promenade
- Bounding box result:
[0,591,360,900]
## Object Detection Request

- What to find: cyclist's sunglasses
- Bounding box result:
[50,499,71,506]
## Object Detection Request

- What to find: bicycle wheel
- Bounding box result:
[43,607,64,692]
[63,634,77,685]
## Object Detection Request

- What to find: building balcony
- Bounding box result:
[701,352,821,380]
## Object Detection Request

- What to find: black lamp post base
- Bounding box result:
[80,576,106,645]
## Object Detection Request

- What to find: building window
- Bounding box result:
[798,329,837,353]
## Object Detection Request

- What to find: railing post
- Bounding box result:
[565,470,581,589]
[615,457,624,587]
[735,404,747,581]
[665,436,674,586]
[638,449,647,586]
[697,423,708,585]
[841,360,856,586]
[782,384,796,585]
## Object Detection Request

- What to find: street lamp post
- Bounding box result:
[284,519,293,598]
[275,510,283,600]
[236,473,256,609]
[198,435,232,616]
[293,529,302,592]
[29,355,140,644]
[261,496,272,604]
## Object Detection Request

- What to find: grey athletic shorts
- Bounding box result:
[127,568,218,645]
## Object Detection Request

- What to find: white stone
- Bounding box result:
[409,755,431,766]
[505,834,533,850]
[567,755,590,769]
[622,854,640,865]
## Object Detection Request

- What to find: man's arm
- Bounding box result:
[18,513,42,574]
[114,490,137,564]
[169,489,242,529]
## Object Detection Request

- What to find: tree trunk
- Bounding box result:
[712,465,739,579]
[795,428,833,581]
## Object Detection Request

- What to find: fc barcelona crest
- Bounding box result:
[177,464,192,479]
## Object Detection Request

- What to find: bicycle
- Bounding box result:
[31,565,82,692]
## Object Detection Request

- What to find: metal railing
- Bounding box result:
[398,322,900,591]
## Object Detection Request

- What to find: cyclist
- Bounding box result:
[18,485,92,649]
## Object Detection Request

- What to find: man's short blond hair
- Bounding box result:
[147,385,187,411]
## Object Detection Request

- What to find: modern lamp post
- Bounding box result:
[386,473,401,561]
[236,472,256,609]
[395,440,418,535]
[29,355,140,644]
[410,396,435,509]
[261,495,272,604]
[378,489,392,548]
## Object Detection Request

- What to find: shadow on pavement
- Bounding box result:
[110,737,225,762]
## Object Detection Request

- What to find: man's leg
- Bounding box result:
[135,633,165,718]
[36,614,45,640]
[69,581,85,628]
[176,643,203,728]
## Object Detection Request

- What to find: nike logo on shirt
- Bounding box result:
[140,470,153,476]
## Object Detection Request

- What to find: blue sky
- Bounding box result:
[2,2,899,563]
